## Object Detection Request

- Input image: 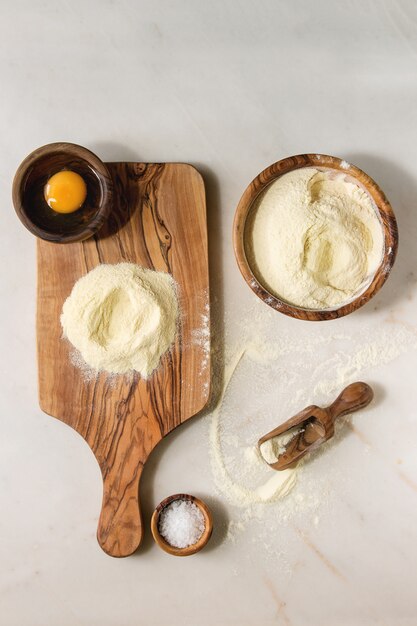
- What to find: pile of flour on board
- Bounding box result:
[61,263,179,378]
[208,301,417,550]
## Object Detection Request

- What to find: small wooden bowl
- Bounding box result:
[151,494,213,556]
[233,154,398,321]
[12,142,113,243]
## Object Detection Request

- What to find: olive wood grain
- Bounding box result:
[258,382,374,470]
[233,154,398,320]
[37,162,210,557]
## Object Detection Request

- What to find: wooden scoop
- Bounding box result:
[258,382,374,470]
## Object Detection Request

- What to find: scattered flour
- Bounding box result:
[209,349,298,508]
[208,302,417,547]
[191,296,211,381]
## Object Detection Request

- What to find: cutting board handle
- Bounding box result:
[97,463,144,558]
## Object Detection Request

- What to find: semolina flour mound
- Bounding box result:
[247,168,384,310]
[61,263,178,377]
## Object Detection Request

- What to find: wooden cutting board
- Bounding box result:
[37,163,210,557]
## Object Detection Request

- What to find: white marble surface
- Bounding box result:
[1,1,417,624]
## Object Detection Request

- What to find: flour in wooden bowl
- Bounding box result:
[246,168,384,310]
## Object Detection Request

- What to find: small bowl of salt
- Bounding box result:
[151,494,213,556]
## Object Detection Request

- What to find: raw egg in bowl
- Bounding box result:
[12,142,113,243]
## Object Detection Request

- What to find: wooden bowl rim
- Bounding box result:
[12,141,113,243]
[233,153,398,321]
[150,493,213,557]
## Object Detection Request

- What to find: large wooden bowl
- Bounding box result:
[12,142,113,243]
[233,154,398,321]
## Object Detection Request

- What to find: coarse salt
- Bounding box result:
[158,499,205,549]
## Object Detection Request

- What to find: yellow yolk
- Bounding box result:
[44,170,87,214]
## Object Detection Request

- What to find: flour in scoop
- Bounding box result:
[260,427,305,464]
[247,168,384,309]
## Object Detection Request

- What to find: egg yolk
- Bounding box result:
[44,170,87,214]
